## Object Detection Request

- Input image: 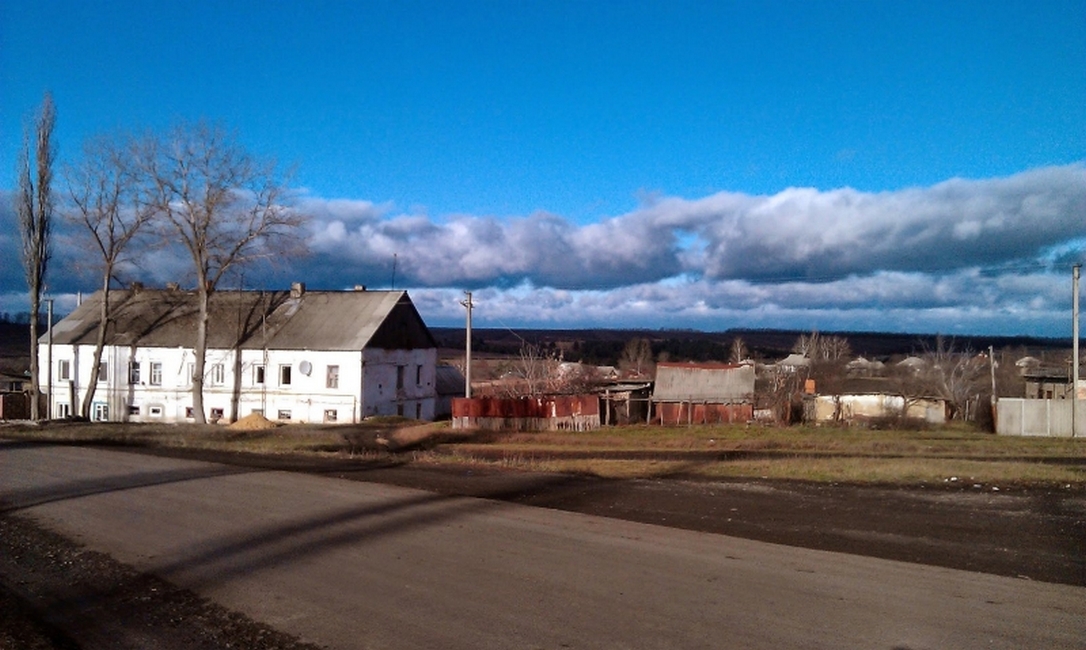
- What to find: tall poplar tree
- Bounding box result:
[16,93,56,420]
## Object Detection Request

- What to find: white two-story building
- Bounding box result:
[39,283,439,424]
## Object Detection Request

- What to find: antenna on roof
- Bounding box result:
[391,253,397,290]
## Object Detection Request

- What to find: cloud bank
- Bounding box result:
[2,165,1084,336]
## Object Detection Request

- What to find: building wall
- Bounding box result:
[361,347,437,420]
[40,343,437,423]
[809,394,946,424]
[654,402,753,425]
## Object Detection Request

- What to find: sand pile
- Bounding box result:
[227,412,278,431]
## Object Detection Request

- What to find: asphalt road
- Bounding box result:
[2,442,1083,650]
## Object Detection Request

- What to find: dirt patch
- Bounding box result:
[0,513,324,650]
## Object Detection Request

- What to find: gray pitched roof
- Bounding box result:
[44,287,436,352]
[653,362,755,402]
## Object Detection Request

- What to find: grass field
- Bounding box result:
[3,419,1084,487]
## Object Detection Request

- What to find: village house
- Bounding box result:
[38,283,439,424]
[652,362,755,425]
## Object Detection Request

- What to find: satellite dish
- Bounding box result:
[299,360,312,376]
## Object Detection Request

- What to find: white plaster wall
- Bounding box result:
[361,348,438,419]
[40,342,437,424]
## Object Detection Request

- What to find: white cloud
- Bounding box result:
[1,165,1083,335]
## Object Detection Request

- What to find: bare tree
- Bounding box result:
[890,337,989,421]
[138,121,307,423]
[16,93,56,420]
[794,331,851,362]
[729,337,748,364]
[65,133,154,418]
[619,338,654,377]
[792,331,820,358]
[921,337,989,420]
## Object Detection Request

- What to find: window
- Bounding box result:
[416,403,422,419]
[56,403,71,419]
[210,407,224,421]
[185,406,195,419]
[326,365,339,389]
[280,365,292,386]
[58,360,70,381]
[324,409,337,423]
[128,405,141,415]
[98,362,108,383]
[416,365,422,386]
[254,364,265,385]
[277,409,292,421]
[396,366,405,390]
[129,361,141,385]
[93,403,109,421]
[210,363,224,386]
[187,363,195,386]
[148,405,163,417]
[250,408,264,416]
[150,362,163,386]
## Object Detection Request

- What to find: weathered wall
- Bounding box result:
[997,398,1086,437]
[0,393,31,420]
[654,402,753,425]
[809,394,947,424]
[451,395,600,431]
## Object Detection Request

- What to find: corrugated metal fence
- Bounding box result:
[452,395,600,432]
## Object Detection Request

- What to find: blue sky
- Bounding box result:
[2,1,1085,337]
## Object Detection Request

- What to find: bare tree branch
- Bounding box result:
[137,120,308,423]
[65,132,155,417]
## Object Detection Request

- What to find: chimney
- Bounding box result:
[130,281,144,293]
[291,282,306,298]
[353,284,366,292]
[166,282,180,291]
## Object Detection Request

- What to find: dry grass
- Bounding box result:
[3,419,1084,487]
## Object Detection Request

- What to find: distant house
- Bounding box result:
[652,362,755,425]
[38,284,439,424]
[846,356,885,377]
[1023,369,1077,400]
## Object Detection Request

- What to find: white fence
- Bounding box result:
[996,398,1086,437]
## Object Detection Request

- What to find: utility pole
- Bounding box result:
[1073,264,1081,437]
[460,291,473,398]
[46,298,53,419]
[989,344,997,430]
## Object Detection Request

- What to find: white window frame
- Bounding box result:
[254,364,265,385]
[210,363,225,386]
[280,364,292,386]
[150,362,163,386]
[92,403,109,421]
[129,361,141,385]
[326,365,339,389]
[58,359,71,381]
